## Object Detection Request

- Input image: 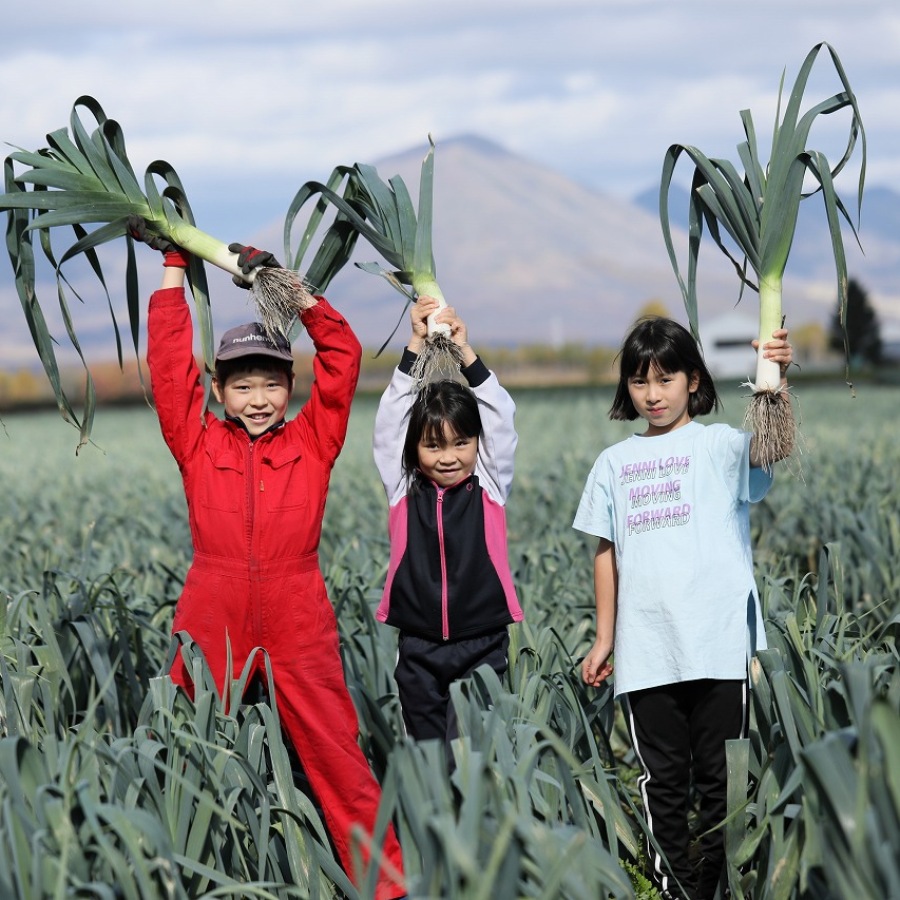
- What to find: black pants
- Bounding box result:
[394,629,509,753]
[624,679,748,900]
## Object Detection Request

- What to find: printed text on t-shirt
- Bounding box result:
[621,455,692,535]
[618,456,691,482]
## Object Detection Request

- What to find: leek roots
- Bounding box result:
[743,388,796,472]
[409,333,464,390]
[249,268,316,339]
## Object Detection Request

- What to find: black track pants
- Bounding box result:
[394,629,509,753]
[624,679,748,900]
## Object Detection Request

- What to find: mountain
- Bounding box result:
[1,136,898,371]
[266,134,718,351]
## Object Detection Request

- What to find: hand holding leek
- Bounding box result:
[410,296,476,369]
[229,244,282,285]
[128,214,189,268]
[749,329,795,468]
[752,330,793,386]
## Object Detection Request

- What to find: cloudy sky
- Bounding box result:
[2,0,896,245]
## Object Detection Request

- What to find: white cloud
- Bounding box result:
[3,2,895,201]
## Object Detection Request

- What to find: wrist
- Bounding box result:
[163,249,189,268]
[161,265,185,289]
[457,342,477,367]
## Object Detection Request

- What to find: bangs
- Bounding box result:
[420,415,453,444]
[623,338,691,380]
[420,414,473,446]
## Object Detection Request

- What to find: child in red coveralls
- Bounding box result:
[135,222,405,900]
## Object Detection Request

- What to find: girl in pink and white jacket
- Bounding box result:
[373,297,523,750]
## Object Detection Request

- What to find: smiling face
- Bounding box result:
[417,421,479,488]
[627,366,700,436]
[212,367,294,437]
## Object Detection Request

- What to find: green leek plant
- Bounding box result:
[0,95,359,448]
[659,42,866,460]
[285,135,460,389]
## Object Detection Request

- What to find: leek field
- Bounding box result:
[1,382,898,899]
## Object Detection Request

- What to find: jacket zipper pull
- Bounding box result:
[260,480,265,492]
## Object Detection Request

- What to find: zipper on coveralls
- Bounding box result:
[246,441,264,645]
[436,488,449,640]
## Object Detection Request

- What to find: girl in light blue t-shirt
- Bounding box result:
[573,316,793,900]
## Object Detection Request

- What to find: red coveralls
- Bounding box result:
[147,287,405,899]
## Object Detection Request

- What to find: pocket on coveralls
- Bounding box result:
[260,443,310,512]
[200,446,243,512]
[287,575,343,673]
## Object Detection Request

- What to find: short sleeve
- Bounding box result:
[705,424,772,503]
[748,465,774,503]
[573,455,615,541]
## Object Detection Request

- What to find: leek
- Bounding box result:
[0,95,358,447]
[659,42,866,457]
[285,135,459,388]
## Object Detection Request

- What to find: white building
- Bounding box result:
[699,311,759,381]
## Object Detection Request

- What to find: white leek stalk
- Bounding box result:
[756,277,784,392]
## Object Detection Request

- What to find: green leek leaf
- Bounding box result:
[659,40,866,389]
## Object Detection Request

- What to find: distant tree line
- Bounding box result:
[828,277,884,367]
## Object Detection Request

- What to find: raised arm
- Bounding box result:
[431,301,517,501]
[295,298,361,467]
[373,298,436,503]
[133,217,211,464]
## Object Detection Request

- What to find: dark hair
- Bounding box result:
[402,380,482,482]
[214,354,294,386]
[609,316,719,420]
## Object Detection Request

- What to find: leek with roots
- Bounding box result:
[0,95,358,447]
[285,135,459,389]
[659,42,866,463]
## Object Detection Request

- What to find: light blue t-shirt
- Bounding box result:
[573,421,772,697]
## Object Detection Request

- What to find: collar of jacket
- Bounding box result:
[224,415,287,442]
[417,471,476,493]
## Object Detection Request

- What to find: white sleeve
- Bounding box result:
[373,366,415,506]
[473,372,518,503]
